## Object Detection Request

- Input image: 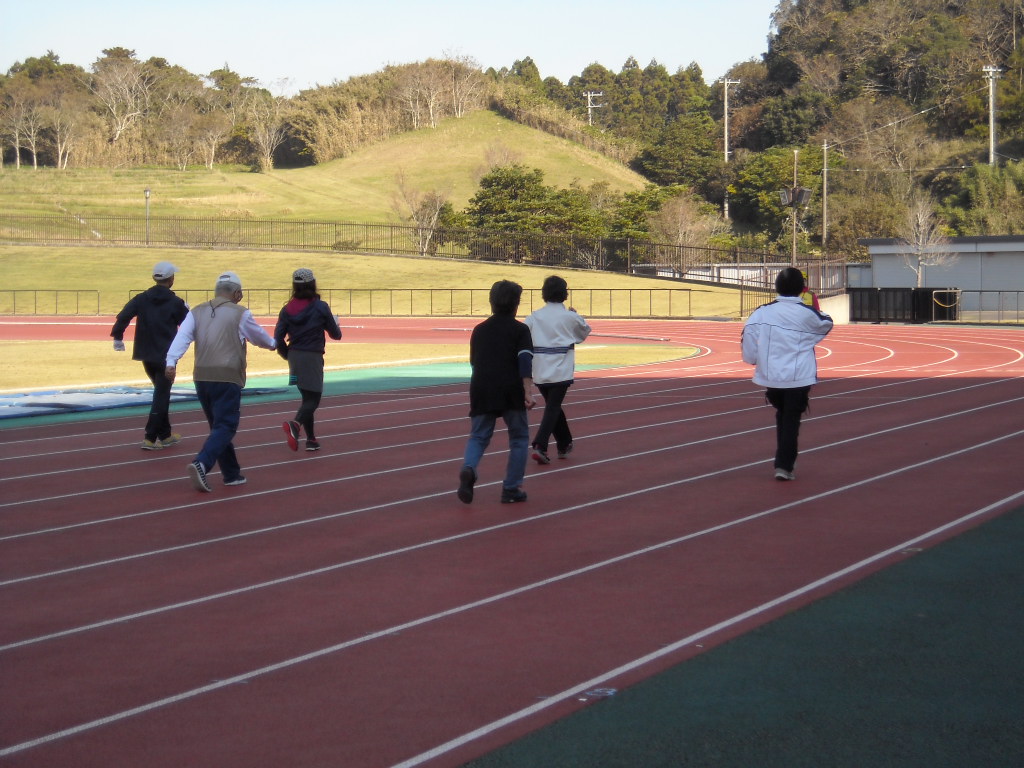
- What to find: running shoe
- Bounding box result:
[159,433,182,448]
[283,420,300,451]
[774,468,796,481]
[305,440,321,452]
[557,442,574,459]
[224,475,247,486]
[531,446,551,465]
[141,438,161,451]
[188,461,212,492]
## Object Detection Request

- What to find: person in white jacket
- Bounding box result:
[524,275,592,464]
[741,267,833,481]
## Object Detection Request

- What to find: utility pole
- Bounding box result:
[721,77,740,221]
[983,66,1002,165]
[583,91,604,127]
[821,141,829,255]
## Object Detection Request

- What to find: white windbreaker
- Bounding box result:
[741,295,833,388]
[524,302,592,384]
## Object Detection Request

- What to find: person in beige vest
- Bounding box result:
[166,271,276,492]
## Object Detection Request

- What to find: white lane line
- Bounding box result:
[3,481,1022,759]
[3,406,1023,647]
[391,488,1024,768]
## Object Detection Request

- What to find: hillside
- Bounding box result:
[0,111,648,224]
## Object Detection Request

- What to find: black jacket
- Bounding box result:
[110,285,189,363]
[274,297,342,357]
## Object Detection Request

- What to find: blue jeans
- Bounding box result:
[463,409,529,490]
[194,381,242,482]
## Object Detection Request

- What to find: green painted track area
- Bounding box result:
[464,506,1024,767]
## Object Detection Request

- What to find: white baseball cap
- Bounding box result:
[152,261,178,280]
[216,271,242,290]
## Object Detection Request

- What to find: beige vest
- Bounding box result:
[192,297,248,387]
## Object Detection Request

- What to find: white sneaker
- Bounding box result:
[774,468,795,481]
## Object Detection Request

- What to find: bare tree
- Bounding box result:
[89,51,153,145]
[647,191,728,248]
[245,88,288,171]
[392,169,452,256]
[899,193,954,287]
[444,52,485,117]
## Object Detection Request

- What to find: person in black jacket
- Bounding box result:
[457,280,536,505]
[111,261,190,450]
[274,268,342,452]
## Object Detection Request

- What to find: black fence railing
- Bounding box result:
[0,213,843,282]
[0,287,712,319]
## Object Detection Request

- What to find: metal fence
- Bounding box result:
[0,213,845,286]
[0,290,101,315]
[0,287,708,319]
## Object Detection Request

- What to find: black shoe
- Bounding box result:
[557,442,574,459]
[305,439,321,452]
[187,461,212,493]
[223,475,247,486]
[500,487,528,504]
[457,466,476,504]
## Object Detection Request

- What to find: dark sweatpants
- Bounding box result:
[765,386,811,473]
[142,359,175,441]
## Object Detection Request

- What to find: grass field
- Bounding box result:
[0,246,744,317]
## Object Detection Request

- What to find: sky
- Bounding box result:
[1,0,780,94]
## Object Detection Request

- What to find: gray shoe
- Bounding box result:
[774,468,795,481]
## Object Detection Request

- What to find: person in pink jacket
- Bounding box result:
[524,275,592,464]
[741,267,833,481]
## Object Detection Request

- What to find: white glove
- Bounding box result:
[113,340,126,352]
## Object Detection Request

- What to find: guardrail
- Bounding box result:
[0,214,845,298]
[0,290,101,315]
[0,287,711,319]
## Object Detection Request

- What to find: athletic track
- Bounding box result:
[1,318,1022,767]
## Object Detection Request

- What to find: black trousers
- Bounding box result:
[765,386,810,472]
[295,388,323,440]
[532,381,573,453]
[142,359,174,441]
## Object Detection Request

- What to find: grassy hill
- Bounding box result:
[0,111,648,223]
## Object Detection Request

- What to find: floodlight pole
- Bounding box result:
[791,150,799,266]
[144,188,151,246]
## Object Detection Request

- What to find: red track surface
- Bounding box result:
[2,319,1023,767]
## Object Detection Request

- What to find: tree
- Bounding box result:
[899,192,954,287]
[633,110,721,193]
[89,48,153,146]
[244,88,288,171]
[647,188,728,247]
[392,169,454,256]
